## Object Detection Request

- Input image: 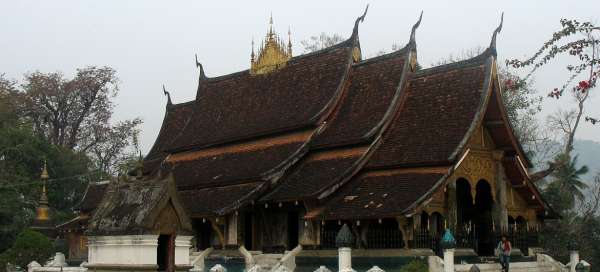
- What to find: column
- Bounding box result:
[299,213,320,248]
[447,181,458,231]
[492,150,508,231]
[226,213,238,247]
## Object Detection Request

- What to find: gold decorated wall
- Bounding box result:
[418,125,538,227]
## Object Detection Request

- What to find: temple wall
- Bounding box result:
[87,235,159,265]
[87,235,192,268]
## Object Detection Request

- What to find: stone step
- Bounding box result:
[455,262,559,272]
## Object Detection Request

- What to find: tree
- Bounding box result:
[0,229,53,271]
[507,19,599,156]
[545,154,589,211]
[16,66,142,176]
[0,67,140,251]
[300,33,345,53]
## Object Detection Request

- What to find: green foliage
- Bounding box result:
[0,229,53,271]
[399,258,428,272]
[545,154,589,212]
[0,121,89,252]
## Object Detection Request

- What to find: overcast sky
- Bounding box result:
[1,0,598,153]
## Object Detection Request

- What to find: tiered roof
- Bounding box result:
[127,10,552,222]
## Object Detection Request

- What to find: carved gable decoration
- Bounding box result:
[457,152,495,185]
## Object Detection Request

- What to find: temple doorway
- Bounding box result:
[287,211,299,249]
[157,234,174,272]
[474,179,494,255]
[456,178,474,226]
[193,219,213,250]
[244,212,255,250]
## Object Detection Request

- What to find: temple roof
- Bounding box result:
[367,52,494,169]
[311,48,410,148]
[143,101,194,174]
[262,146,369,202]
[262,47,412,203]
[167,40,355,152]
[167,129,313,189]
[310,170,448,220]
[87,175,192,236]
[77,181,109,213]
[130,11,551,220]
[178,182,264,217]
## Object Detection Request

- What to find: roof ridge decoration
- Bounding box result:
[408,11,423,47]
[250,14,293,75]
[408,11,423,71]
[195,54,206,79]
[489,12,503,55]
[351,5,369,39]
[162,84,172,106]
[350,4,369,62]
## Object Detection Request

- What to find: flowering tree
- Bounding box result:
[507,19,599,156]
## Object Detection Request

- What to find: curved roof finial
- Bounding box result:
[162,84,172,106]
[409,11,423,46]
[489,12,504,54]
[351,4,369,39]
[195,54,206,78]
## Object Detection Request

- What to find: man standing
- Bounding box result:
[497,235,512,272]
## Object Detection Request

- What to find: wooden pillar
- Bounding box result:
[299,215,320,247]
[492,150,509,231]
[226,213,239,247]
[396,216,410,249]
[210,218,225,249]
[447,180,458,231]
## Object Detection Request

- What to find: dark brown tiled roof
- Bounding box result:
[314,171,446,220]
[367,54,492,168]
[146,101,194,161]
[311,50,408,148]
[178,182,263,217]
[168,44,353,151]
[77,182,109,213]
[87,176,192,235]
[168,130,312,189]
[87,180,167,235]
[262,147,368,202]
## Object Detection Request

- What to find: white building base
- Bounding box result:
[85,235,192,271]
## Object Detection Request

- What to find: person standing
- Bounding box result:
[497,235,512,272]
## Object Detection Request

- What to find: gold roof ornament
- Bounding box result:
[250,14,292,75]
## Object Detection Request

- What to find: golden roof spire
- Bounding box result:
[251,37,255,62]
[287,26,292,55]
[250,13,292,75]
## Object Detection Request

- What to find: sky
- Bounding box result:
[1,0,598,154]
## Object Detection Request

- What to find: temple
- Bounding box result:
[84,9,555,270]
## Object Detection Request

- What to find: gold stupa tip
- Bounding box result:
[41,160,49,180]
